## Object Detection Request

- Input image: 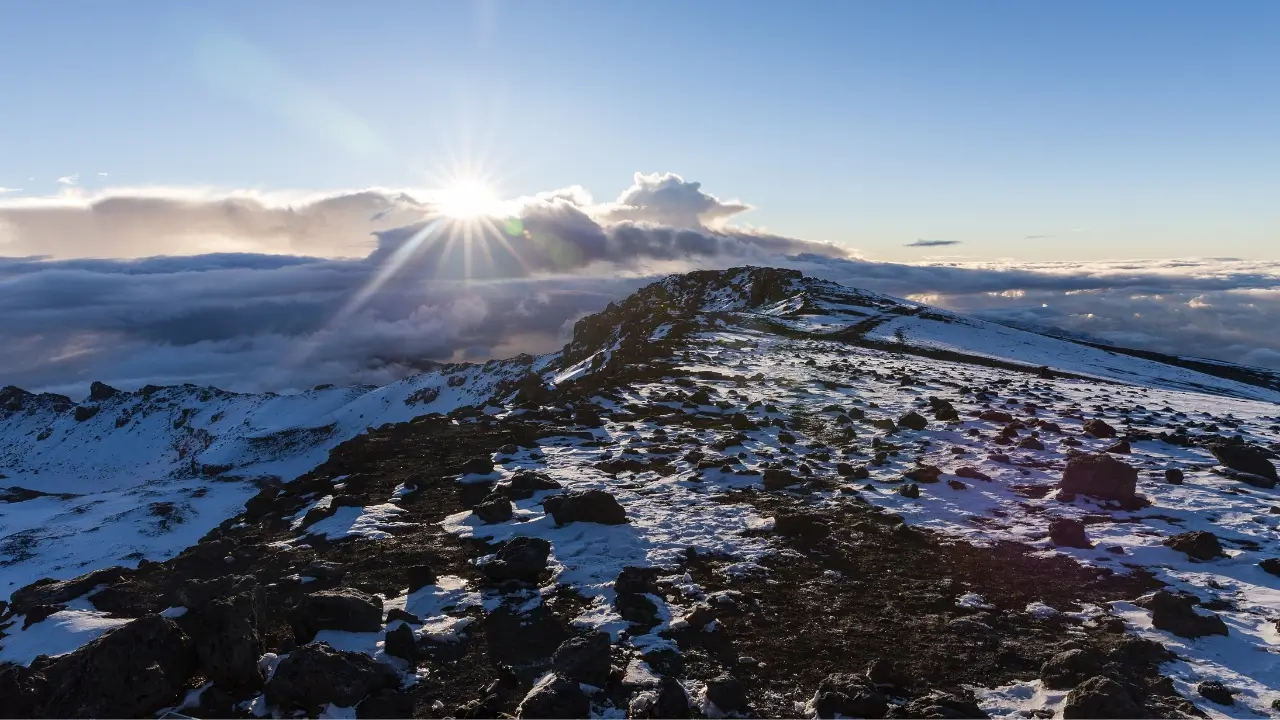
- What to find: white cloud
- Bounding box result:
[57,174,80,186]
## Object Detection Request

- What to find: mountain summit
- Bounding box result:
[2,266,1278,717]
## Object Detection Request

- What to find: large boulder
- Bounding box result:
[543,490,627,525]
[812,673,888,719]
[473,494,514,524]
[1163,531,1225,561]
[1137,591,1228,638]
[1040,648,1104,690]
[898,411,928,431]
[1082,419,1117,438]
[516,672,589,719]
[763,468,799,490]
[502,471,563,500]
[1062,676,1143,719]
[899,691,990,718]
[10,566,133,615]
[1209,442,1278,488]
[188,581,267,691]
[264,642,399,712]
[705,674,747,714]
[289,588,384,642]
[614,566,662,630]
[1049,518,1091,549]
[629,677,691,719]
[551,632,611,687]
[1060,453,1137,501]
[484,536,552,584]
[40,616,198,717]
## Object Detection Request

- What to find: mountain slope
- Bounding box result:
[2,266,1279,718]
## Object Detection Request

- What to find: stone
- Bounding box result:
[954,466,992,481]
[898,411,928,431]
[1259,558,1280,577]
[1062,676,1143,719]
[872,418,898,432]
[1209,442,1278,487]
[1137,591,1228,638]
[1060,453,1137,501]
[979,410,1014,423]
[1165,468,1184,484]
[903,465,942,483]
[947,479,967,490]
[516,672,589,719]
[459,457,495,475]
[1163,531,1225,561]
[774,512,830,539]
[1197,681,1234,706]
[484,536,553,584]
[763,468,799,490]
[503,471,563,499]
[1040,648,1104,690]
[264,642,399,712]
[1049,517,1091,548]
[406,564,437,592]
[614,566,662,629]
[543,489,627,525]
[552,632,611,687]
[813,674,889,719]
[189,584,267,691]
[1082,419,1117,438]
[290,588,384,642]
[901,691,990,719]
[705,674,747,713]
[10,566,133,615]
[1018,437,1046,450]
[384,622,418,663]
[898,483,921,499]
[473,495,514,524]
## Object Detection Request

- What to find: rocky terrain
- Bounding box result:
[1,266,1278,718]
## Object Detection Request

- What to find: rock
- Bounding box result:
[774,511,830,539]
[946,479,967,490]
[1040,648,1104,690]
[865,659,908,689]
[898,483,921,499]
[1062,676,1142,719]
[835,462,857,476]
[264,642,399,712]
[38,615,198,718]
[543,489,627,525]
[954,466,992,481]
[1165,468,1184,484]
[473,495,514,524]
[813,674,889,719]
[930,398,960,422]
[629,677,691,719]
[705,674,747,713]
[459,457,496,475]
[1163,531,1225,561]
[901,691,990,719]
[552,632,611,687]
[189,583,267,691]
[1197,681,1234,706]
[357,688,415,718]
[1209,442,1278,487]
[615,566,662,628]
[899,411,928,431]
[1137,591,1229,638]
[87,381,119,401]
[1259,558,1280,576]
[1049,517,1091,548]
[290,588,384,642]
[10,566,133,615]
[406,564,437,592]
[516,672,589,719]
[387,608,421,625]
[1060,453,1137,501]
[763,468,799,489]
[1018,437,1046,450]
[979,410,1014,423]
[503,471,563,499]
[1082,419,1117,438]
[484,536,553,584]
[904,465,942,483]
[683,602,716,630]
[384,622,418,663]
[872,418,898,432]
[1103,439,1131,454]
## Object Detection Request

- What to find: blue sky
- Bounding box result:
[1,0,1276,260]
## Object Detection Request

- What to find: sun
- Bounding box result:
[435,178,502,219]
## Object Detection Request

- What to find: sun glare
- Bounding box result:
[436,178,501,219]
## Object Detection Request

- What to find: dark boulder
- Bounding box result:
[1209,442,1278,487]
[1060,453,1137,501]
[900,691,990,718]
[87,381,120,401]
[705,674,747,714]
[406,564,437,592]
[10,566,133,615]
[872,418,898,432]
[502,471,562,499]
[903,465,942,483]
[629,677,691,719]
[1197,680,1234,706]
[552,632,611,687]
[459,457,496,476]
[1018,436,1046,451]
[264,642,399,712]
[813,673,889,719]
[898,483,921,499]
[1049,517,1091,548]
[614,566,662,629]
[979,410,1014,423]
[473,495,514,524]
[1259,558,1280,577]
[1082,419,1117,438]
[899,411,928,431]
[763,468,799,489]
[1137,591,1228,638]
[384,622,418,663]
[954,466,992,481]
[1165,468,1184,484]
[1163,531,1225,561]
[1062,676,1142,719]
[1103,439,1131,454]
[1040,648,1104,690]
[484,536,552,584]
[774,511,830,539]
[543,489,627,525]
[516,672,589,719]
[189,582,267,691]
[289,588,384,643]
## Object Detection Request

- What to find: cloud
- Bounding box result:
[905,239,961,247]
[57,174,79,186]
[0,188,21,195]
[596,172,752,228]
[1022,234,1053,240]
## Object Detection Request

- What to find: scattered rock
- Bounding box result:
[1209,442,1278,487]
[264,642,399,713]
[614,566,662,629]
[1049,518,1091,548]
[1062,676,1142,719]
[1018,437,1046,451]
[1082,419,1117,438]
[473,495,514,524]
[946,479,967,490]
[516,672,589,719]
[1137,591,1229,638]
[406,564,437,592]
[872,418,898,432]
[290,588,384,642]
[898,483,921,499]
[979,410,1014,423]
[705,674,747,713]
[903,465,942,483]
[502,471,563,500]
[1197,681,1234,706]
[551,632,611,687]
[1103,439,1131,454]
[954,466,992,481]
[774,511,830,539]
[1040,648,1104,690]
[384,622,418,663]
[898,411,928,431]
[1259,558,1280,577]
[543,489,627,525]
[812,673,889,719]
[763,468,799,490]
[1165,468,1184,485]
[1060,453,1137,501]
[1163,531,1225,561]
[484,536,553,584]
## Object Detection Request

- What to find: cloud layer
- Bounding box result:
[3,173,1279,397]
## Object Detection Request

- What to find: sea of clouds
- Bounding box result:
[2,172,1278,397]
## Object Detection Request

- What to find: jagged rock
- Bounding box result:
[1259,558,1280,576]
[189,581,267,691]
[1049,518,1091,548]
[628,677,690,718]
[729,413,756,431]
[387,608,421,625]
[516,672,589,719]
[1163,531,1225,561]
[813,673,889,719]
[763,468,799,489]
[899,691,990,719]
[774,511,830,539]
[290,588,385,642]
[865,659,908,689]
[872,418,898,432]
[1060,453,1137,501]
[459,457,496,476]
[1040,648,1104,690]
[406,564,437,592]
[706,674,747,713]
[40,616,198,718]
[614,566,662,628]
[683,602,716,630]
[903,465,942,483]
[543,489,627,525]
[1062,676,1142,719]
[979,410,1014,423]
[1209,442,1278,487]
[384,622,418,663]
[73,405,99,422]
[503,471,563,499]
[1137,591,1228,638]
[357,688,415,718]
[946,479,967,490]
[1104,439,1131,454]
[264,642,399,712]
[954,466,992,481]
[1082,419,1117,438]
[87,381,119,401]
[899,411,928,431]
[1165,468,1185,484]
[484,536,552,584]
[1197,680,1234,706]
[898,483,921,499]
[10,566,133,615]
[552,632,611,687]
[930,398,960,422]
[473,495,514,524]
[1018,436,1046,450]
